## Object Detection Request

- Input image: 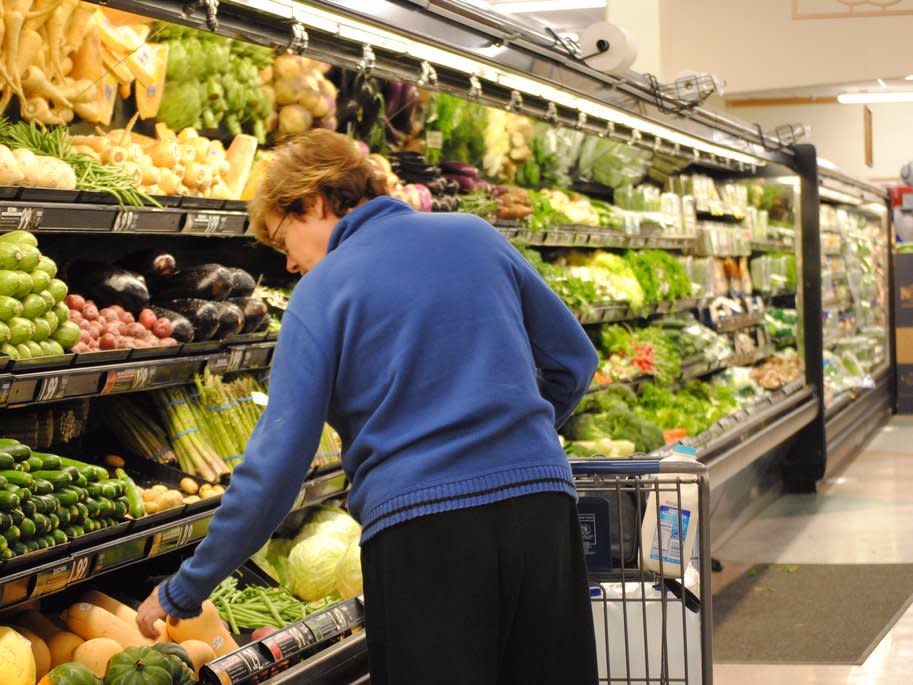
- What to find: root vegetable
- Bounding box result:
[4,0,35,96]
[64,1,95,53]
[21,65,73,107]
[273,76,304,106]
[15,29,44,81]
[139,159,160,185]
[23,0,60,33]
[45,0,78,80]
[180,477,198,494]
[278,104,312,136]
[224,134,258,200]
[71,135,110,154]
[102,145,128,165]
[71,23,103,81]
[182,162,211,189]
[273,54,302,81]
[148,139,179,168]
[0,143,25,185]
[158,168,180,195]
[11,148,38,185]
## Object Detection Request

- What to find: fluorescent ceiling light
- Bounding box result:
[877,78,887,88]
[289,1,761,165]
[819,186,862,205]
[905,74,913,80]
[493,0,605,12]
[838,91,913,104]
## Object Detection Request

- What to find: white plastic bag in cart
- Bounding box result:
[591,565,702,684]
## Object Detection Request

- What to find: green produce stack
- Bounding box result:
[0,439,135,559]
[0,231,79,361]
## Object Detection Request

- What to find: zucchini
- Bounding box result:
[0,546,13,559]
[33,537,47,550]
[0,511,10,530]
[63,525,84,538]
[30,470,73,488]
[47,512,59,530]
[0,444,31,462]
[1,470,32,487]
[9,508,23,526]
[55,487,81,506]
[112,498,128,519]
[115,468,145,519]
[32,513,49,536]
[0,533,6,552]
[73,472,88,488]
[68,504,82,524]
[89,482,118,499]
[0,453,14,470]
[18,517,35,539]
[20,499,36,518]
[98,479,125,498]
[50,529,67,545]
[42,534,56,547]
[84,498,99,517]
[35,494,57,514]
[0,489,19,509]
[15,460,29,472]
[56,506,70,526]
[96,498,114,517]
[25,456,43,472]
[75,502,89,522]
[14,486,29,502]
[32,479,53,496]
[11,542,27,556]
[38,453,108,482]
[83,518,98,533]
[4,524,20,542]
[0,474,6,489]
[25,539,40,553]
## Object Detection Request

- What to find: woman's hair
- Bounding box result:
[248,129,387,246]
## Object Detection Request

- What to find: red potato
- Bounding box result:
[110,305,125,315]
[159,337,178,347]
[72,342,91,353]
[116,337,133,349]
[79,331,92,345]
[69,309,83,323]
[102,309,119,323]
[152,318,173,339]
[65,294,86,311]
[251,626,279,641]
[126,322,146,338]
[139,308,157,329]
[88,323,103,339]
[99,333,117,350]
[110,321,127,336]
[78,319,92,330]
[118,310,135,325]
[83,303,99,320]
[132,339,150,348]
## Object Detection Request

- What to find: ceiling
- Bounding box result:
[477,0,606,38]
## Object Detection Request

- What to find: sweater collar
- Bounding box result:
[327,196,415,254]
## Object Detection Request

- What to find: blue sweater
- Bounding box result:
[161,197,598,617]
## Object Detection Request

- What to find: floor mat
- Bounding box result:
[712,563,913,664]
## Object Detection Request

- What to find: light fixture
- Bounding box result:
[289,2,763,166]
[838,91,913,104]
[905,74,913,81]
[492,0,606,13]
[819,185,862,205]
[877,78,887,88]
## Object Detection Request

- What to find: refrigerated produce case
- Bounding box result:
[817,169,894,476]
[0,0,889,683]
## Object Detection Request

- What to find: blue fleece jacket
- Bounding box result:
[160,197,598,617]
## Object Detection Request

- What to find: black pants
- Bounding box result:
[361,492,598,685]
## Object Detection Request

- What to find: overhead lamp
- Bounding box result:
[877,78,887,88]
[493,0,606,12]
[289,2,763,166]
[905,74,913,80]
[837,91,913,104]
[819,185,862,205]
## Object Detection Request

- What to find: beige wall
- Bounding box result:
[606,0,663,78]
[659,0,913,94]
[727,101,913,182]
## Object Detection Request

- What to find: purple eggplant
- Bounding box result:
[66,261,150,314]
[161,299,220,341]
[149,306,195,343]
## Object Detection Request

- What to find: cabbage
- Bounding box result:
[293,514,361,547]
[267,538,296,588]
[308,505,351,524]
[288,535,348,601]
[335,541,363,599]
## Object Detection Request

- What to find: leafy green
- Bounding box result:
[563,394,664,453]
[428,93,488,164]
[512,242,598,315]
[527,190,570,233]
[625,250,693,304]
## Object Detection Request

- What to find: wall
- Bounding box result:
[659,0,913,94]
[728,101,913,182]
[606,0,663,78]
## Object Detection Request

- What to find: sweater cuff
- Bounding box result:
[159,576,204,619]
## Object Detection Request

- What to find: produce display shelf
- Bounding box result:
[495,224,697,251]
[758,288,797,299]
[751,239,794,253]
[0,467,348,611]
[713,310,766,333]
[824,371,893,477]
[575,298,703,325]
[0,197,250,237]
[0,340,276,408]
[823,246,843,257]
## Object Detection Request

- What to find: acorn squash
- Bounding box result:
[103,647,172,685]
[150,643,194,673]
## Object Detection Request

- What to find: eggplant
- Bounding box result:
[212,300,245,338]
[149,306,195,343]
[66,261,150,314]
[148,263,235,301]
[255,313,272,333]
[228,297,268,333]
[161,299,220,341]
[227,268,256,298]
[116,250,178,280]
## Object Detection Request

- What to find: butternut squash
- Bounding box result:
[73,637,122,677]
[80,591,168,644]
[13,611,64,642]
[166,601,239,657]
[179,640,216,677]
[46,631,84,668]
[64,603,154,648]
[11,625,50,679]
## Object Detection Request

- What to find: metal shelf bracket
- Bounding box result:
[288,20,310,53]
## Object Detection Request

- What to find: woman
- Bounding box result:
[136,129,599,684]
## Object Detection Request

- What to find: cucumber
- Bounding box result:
[9,508,23,526]
[38,454,61,470]
[1,470,32,487]
[4,524,20,542]
[0,546,13,559]
[32,513,49,536]
[0,444,31,462]
[35,494,57,514]
[84,498,99,517]
[58,485,85,503]
[20,499,36,518]
[0,511,10,530]
[96,498,114,517]
[115,468,146,519]
[0,533,7,552]
[25,456,43,472]
[42,534,56,547]
[47,512,59,531]
[56,506,70,526]
[112,498,128,519]
[30,470,73,489]
[0,490,20,509]
[0,474,6,489]
[32,479,53,496]
[73,472,87,488]
[0,453,14,470]
[37,454,108,483]
[25,539,40,553]
[75,502,89,522]
[63,525,84,538]
[98,479,125,498]
[15,460,29,472]
[14,486,29,502]
[18,517,35,539]
[33,537,47,550]
[11,542,27,556]
[50,529,67,545]
[83,518,98,533]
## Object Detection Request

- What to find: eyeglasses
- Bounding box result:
[268,213,289,254]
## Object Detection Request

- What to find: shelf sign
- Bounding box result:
[0,206,42,230]
[184,212,228,234]
[32,561,73,597]
[0,576,31,609]
[101,366,151,394]
[36,374,69,402]
[94,537,148,573]
[68,553,95,584]
[0,377,11,405]
[148,516,212,557]
[113,210,138,232]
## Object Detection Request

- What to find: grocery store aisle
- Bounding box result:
[713,415,913,684]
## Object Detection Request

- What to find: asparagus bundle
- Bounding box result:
[192,371,266,468]
[152,387,229,482]
[96,399,177,465]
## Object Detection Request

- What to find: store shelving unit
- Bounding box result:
[0,0,891,682]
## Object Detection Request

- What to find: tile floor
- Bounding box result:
[713,415,913,684]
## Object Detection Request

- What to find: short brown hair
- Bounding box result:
[248,129,387,246]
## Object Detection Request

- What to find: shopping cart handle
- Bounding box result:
[569,459,663,476]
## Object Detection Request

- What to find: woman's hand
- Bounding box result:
[136,584,173,639]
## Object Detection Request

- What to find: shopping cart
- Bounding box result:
[571,458,713,685]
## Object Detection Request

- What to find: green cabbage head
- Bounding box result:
[335,541,363,599]
[288,535,348,601]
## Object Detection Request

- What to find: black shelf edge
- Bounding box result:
[496,224,697,251]
[0,341,276,408]
[576,298,704,325]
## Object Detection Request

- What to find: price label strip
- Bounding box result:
[200,644,274,685]
[101,366,151,395]
[148,516,212,557]
[94,536,148,574]
[36,374,69,402]
[32,561,73,598]
[0,377,12,406]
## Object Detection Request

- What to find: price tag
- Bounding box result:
[68,553,95,584]
[149,523,194,557]
[0,576,31,609]
[100,366,151,394]
[425,130,443,150]
[113,210,138,232]
[94,537,148,573]
[36,375,68,402]
[207,353,231,374]
[32,562,73,597]
[292,485,311,511]
[260,623,318,661]
[226,348,244,372]
[184,212,228,234]
[0,377,12,406]
[0,206,41,230]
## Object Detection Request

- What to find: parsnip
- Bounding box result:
[64,1,95,53]
[0,143,25,186]
[102,145,127,165]
[21,65,73,107]
[191,136,209,163]
[12,147,39,186]
[57,78,96,104]
[121,161,142,186]
[15,29,44,79]
[148,139,179,168]
[4,1,36,95]
[72,145,101,161]
[23,0,59,33]
[177,127,199,143]
[70,134,110,154]
[158,168,180,195]
[138,158,160,185]
[46,0,78,80]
